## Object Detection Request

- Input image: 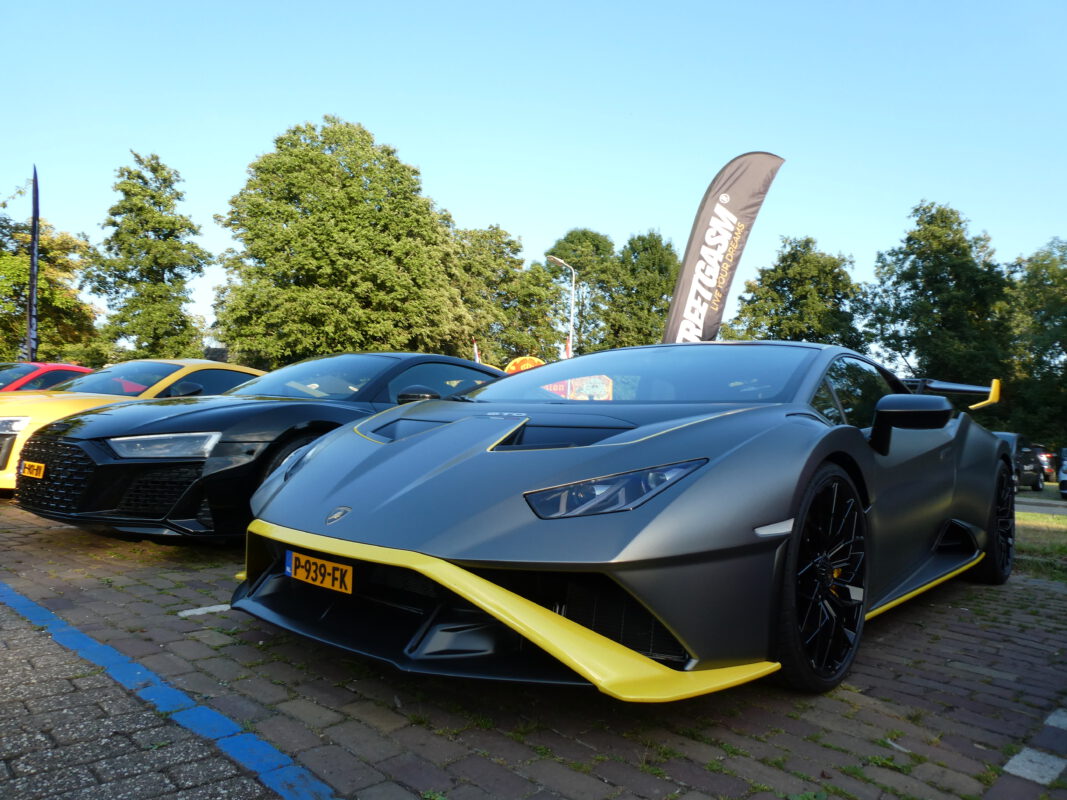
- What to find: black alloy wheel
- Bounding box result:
[776,464,868,693]
[972,463,1014,585]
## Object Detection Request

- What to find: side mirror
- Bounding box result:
[168,381,204,398]
[869,394,953,455]
[397,384,440,405]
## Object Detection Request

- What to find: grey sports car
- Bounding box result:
[232,342,1013,702]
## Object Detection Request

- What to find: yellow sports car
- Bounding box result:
[0,359,263,490]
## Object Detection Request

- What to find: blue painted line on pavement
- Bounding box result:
[0,579,337,800]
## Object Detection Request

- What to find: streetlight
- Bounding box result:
[547,255,577,359]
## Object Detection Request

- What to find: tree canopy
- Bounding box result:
[727,236,866,350]
[214,117,479,368]
[1000,238,1067,445]
[452,225,563,365]
[82,152,208,358]
[861,202,1010,384]
[0,215,97,362]
[545,229,678,354]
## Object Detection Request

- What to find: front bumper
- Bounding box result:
[14,434,262,536]
[232,519,781,702]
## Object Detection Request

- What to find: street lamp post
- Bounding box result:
[547,255,577,359]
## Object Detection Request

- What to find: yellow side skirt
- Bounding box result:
[865,554,983,620]
[247,519,781,702]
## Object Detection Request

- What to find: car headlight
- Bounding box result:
[0,417,30,434]
[107,432,222,459]
[525,459,707,519]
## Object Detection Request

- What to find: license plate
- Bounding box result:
[285,551,352,594]
[21,461,45,479]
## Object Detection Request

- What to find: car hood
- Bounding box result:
[253,399,800,564]
[0,391,131,424]
[34,393,366,440]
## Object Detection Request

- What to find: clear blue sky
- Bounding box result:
[4,0,1064,327]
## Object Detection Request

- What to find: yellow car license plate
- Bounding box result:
[21,461,45,479]
[285,551,352,594]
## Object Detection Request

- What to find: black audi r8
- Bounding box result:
[15,353,502,538]
[231,342,1014,701]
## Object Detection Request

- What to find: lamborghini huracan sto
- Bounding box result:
[0,359,264,491]
[231,342,1015,702]
[15,353,502,537]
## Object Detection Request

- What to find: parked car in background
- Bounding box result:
[993,432,1045,491]
[1034,444,1056,481]
[0,359,264,491]
[1059,448,1067,500]
[15,352,503,538]
[0,362,92,392]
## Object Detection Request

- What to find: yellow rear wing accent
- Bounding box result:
[247,520,781,702]
[968,378,1000,410]
[903,377,1001,410]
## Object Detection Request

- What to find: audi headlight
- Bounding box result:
[0,417,30,434]
[525,459,707,519]
[107,432,222,458]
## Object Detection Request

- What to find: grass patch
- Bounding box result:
[1015,512,1067,582]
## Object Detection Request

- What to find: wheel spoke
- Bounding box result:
[793,475,867,678]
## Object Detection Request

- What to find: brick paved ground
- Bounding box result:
[1,498,1065,799]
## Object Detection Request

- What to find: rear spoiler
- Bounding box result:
[901,378,1000,410]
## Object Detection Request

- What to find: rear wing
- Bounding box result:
[901,378,1001,410]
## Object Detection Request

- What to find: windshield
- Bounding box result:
[0,363,36,389]
[50,361,182,396]
[227,353,397,400]
[466,344,818,404]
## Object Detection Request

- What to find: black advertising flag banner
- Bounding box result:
[662,152,784,343]
[22,167,40,361]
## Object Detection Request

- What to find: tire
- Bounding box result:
[775,464,868,693]
[260,433,321,482]
[1032,473,1044,491]
[971,463,1014,585]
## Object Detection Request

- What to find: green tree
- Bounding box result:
[1002,239,1067,446]
[215,116,472,368]
[726,236,866,350]
[452,226,563,365]
[861,202,1009,383]
[81,152,208,358]
[546,229,617,355]
[606,232,680,349]
[0,216,98,362]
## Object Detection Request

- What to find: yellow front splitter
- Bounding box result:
[247,519,780,702]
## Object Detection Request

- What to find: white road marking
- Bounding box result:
[1003,748,1067,785]
[1047,708,1067,731]
[177,604,231,618]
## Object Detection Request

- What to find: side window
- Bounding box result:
[811,379,845,424]
[385,364,496,403]
[25,370,85,390]
[825,357,894,429]
[159,369,256,397]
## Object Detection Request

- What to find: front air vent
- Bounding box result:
[16,438,95,511]
[116,465,203,517]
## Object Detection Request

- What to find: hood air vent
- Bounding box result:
[492,424,626,451]
[371,418,449,442]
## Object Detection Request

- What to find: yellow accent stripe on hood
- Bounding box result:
[247,519,780,702]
